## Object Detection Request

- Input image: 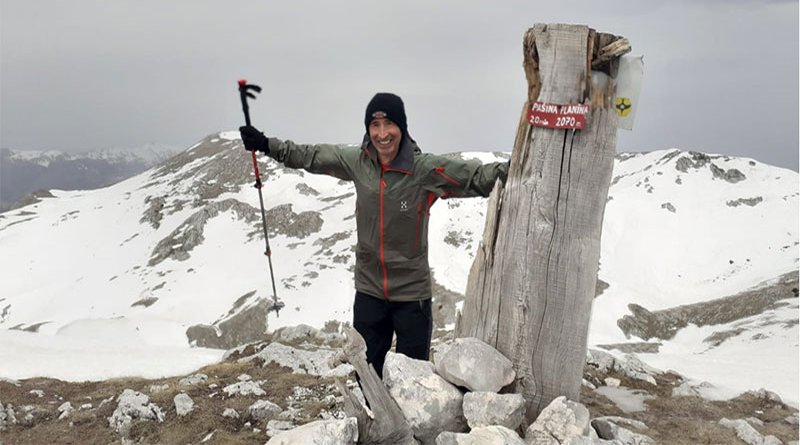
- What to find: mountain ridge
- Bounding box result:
[0,131,796,406]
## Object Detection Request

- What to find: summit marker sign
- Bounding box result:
[527,101,590,130]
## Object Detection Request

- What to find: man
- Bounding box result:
[240,92,508,377]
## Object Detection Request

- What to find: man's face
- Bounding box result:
[368,116,402,165]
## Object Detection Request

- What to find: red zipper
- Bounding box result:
[379,170,389,300]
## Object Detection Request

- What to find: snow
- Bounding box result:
[0,330,223,382]
[0,143,797,409]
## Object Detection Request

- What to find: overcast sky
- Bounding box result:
[1,1,797,170]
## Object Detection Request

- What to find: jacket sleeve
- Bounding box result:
[423,154,509,198]
[266,138,357,181]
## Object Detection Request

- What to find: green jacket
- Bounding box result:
[266,135,508,302]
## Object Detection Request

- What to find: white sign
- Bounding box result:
[614,54,644,131]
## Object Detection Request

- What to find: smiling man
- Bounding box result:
[239,92,508,377]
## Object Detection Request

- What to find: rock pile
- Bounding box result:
[264,336,660,445]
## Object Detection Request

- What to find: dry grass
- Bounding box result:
[1,347,797,444]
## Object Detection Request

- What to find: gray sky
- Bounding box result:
[1,0,798,170]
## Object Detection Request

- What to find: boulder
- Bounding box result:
[238,342,353,377]
[463,392,525,430]
[383,352,468,444]
[0,402,17,431]
[265,417,358,444]
[222,408,239,419]
[524,396,590,445]
[248,399,283,424]
[223,380,266,397]
[436,425,526,445]
[719,418,782,445]
[434,337,515,392]
[57,401,74,420]
[108,389,165,434]
[179,373,208,386]
[592,417,655,445]
[174,393,194,416]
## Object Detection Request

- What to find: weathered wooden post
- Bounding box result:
[455,23,631,422]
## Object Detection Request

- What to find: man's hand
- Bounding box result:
[239,125,270,154]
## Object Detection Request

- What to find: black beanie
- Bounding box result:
[364,93,408,136]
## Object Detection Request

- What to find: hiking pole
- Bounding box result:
[237,79,284,316]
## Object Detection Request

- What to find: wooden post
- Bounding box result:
[455,23,628,422]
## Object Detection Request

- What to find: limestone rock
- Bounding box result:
[719,418,782,445]
[108,389,165,434]
[238,342,353,377]
[186,293,272,349]
[0,402,17,431]
[265,417,358,444]
[174,393,194,416]
[463,392,525,430]
[436,425,526,445]
[248,399,283,424]
[57,401,74,420]
[434,337,515,392]
[525,396,590,445]
[591,417,654,445]
[223,380,266,397]
[179,373,208,386]
[383,352,468,444]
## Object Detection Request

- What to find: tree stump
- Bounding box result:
[456,23,626,422]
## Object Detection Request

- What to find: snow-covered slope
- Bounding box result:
[0,133,796,405]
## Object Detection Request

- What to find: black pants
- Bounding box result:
[353,291,433,378]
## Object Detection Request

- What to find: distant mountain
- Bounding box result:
[0,144,181,211]
[0,131,796,405]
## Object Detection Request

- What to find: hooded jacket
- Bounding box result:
[265,135,508,302]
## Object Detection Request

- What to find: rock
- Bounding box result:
[148,383,169,393]
[29,389,44,398]
[222,408,239,419]
[238,342,353,377]
[604,378,621,388]
[434,337,515,392]
[585,350,658,386]
[748,389,783,404]
[266,419,295,437]
[592,417,655,444]
[525,396,590,445]
[0,402,17,431]
[671,382,700,397]
[57,401,74,420]
[108,389,165,435]
[785,413,799,426]
[248,399,282,424]
[462,392,525,430]
[238,373,252,381]
[719,418,782,445]
[274,324,321,342]
[179,373,208,386]
[383,352,468,444]
[174,393,194,416]
[265,417,358,444]
[186,293,273,349]
[436,425,526,445]
[223,380,266,397]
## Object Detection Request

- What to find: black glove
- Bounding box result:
[239,125,270,154]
